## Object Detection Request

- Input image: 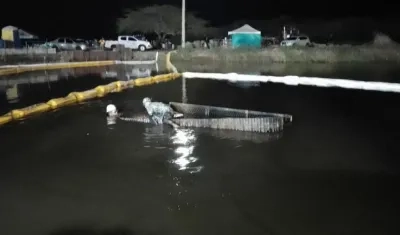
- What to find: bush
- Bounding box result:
[172,44,400,63]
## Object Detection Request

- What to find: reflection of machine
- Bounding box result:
[100,67,153,80]
[0,73,59,86]
[101,71,118,79]
[131,67,152,78]
[6,85,19,103]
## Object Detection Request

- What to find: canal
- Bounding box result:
[0,63,399,235]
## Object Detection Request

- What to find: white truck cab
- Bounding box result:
[105,35,152,51]
[280,35,312,47]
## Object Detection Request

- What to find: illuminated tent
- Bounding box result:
[228,24,261,48]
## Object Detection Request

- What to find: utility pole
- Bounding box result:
[181,0,186,48]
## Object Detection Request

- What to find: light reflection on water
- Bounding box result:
[2,67,400,235]
[111,112,282,174]
[138,121,281,174]
[141,124,203,173]
[106,116,117,127]
[171,128,203,174]
[143,125,173,150]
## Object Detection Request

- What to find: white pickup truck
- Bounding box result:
[104,35,152,51]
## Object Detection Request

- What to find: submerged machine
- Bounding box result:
[120,102,292,133]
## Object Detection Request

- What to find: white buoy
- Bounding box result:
[106,104,118,117]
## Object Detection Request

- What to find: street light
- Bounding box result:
[181,0,185,48]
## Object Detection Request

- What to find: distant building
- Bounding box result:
[1,25,38,40]
[228,24,261,48]
[1,25,38,48]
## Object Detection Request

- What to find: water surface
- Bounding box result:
[0,65,399,235]
[0,64,160,114]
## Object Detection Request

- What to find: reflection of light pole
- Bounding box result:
[181,0,187,102]
[181,0,185,48]
[182,73,187,103]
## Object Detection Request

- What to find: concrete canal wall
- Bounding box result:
[0,50,166,66]
[0,48,57,55]
[0,51,163,76]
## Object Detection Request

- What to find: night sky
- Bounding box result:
[0,0,398,39]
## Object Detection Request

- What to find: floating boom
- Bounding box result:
[182,72,400,93]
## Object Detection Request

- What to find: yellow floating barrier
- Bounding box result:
[69,89,98,103]
[0,71,182,127]
[47,96,77,109]
[95,86,107,97]
[132,77,154,86]
[0,68,21,76]
[166,51,179,73]
[95,83,122,97]
[102,83,117,93]
[108,81,127,92]
[8,103,52,120]
[18,103,51,117]
[131,73,181,87]
[0,61,116,77]
[0,114,12,125]
[0,50,176,77]
[102,81,128,93]
[10,109,25,119]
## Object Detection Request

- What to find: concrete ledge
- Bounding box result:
[0,61,117,76]
[0,48,57,55]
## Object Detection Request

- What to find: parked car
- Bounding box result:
[280,35,312,47]
[262,36,280,47]
[104,35,152,51]
[75,38,99,50]
[45,37,89,51]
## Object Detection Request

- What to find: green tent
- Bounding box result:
[228,24,261,48]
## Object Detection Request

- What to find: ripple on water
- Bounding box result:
[201,128,284,144]
[143,125,174,149]
[141,125,204,174]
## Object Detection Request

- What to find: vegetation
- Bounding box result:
[117,5,215,40]
[171,46,400,63]
[172,34,400,64]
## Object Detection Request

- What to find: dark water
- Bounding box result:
[0,64,161,114]
[0,65,400,235]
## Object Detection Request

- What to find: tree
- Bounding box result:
[117,5,211,39]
